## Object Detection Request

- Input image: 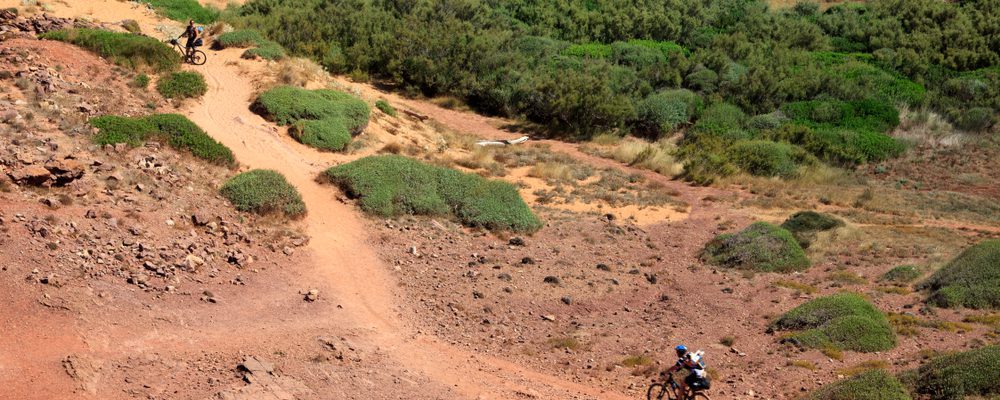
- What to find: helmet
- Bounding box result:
[197,26,204,33]
[675,345,688,357]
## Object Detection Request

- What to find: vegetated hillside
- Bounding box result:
[230,0,999,182]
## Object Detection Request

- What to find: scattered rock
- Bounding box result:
[304,289,319,302]
[508,237,525,246]
[543,276,560,285]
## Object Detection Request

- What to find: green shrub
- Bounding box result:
[634,89,702,137]
[242,40,286,61]
[685,68,719,92]
[728,140,802,178]
[156,71,207,100]
[88,114,234,166]
[954,107,995,132]
[748,112,787,131]
[690,102,748,140]
[781,211,844,248]
[291,118,350,151]
[220,170,305,217]
[770,124,904,165]
[39,29,179,72]
[253,86,369,152]
[132,73,150,89]
[216,30,264,48]
[810,370,911,400]
[911,345,1000,400]
[701,222,810,273]
[920,240,1000,309]
[772,292,896,353]
[141,0,219,24]
[325,155,542,232]
[562,43,612,58]
[375,99,397,117]
[881,265,923,284]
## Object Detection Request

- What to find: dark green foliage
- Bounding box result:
[88,114,234,166]
[375,100,397,117]
[253,86,369,152]
[216,30,265,48]
[220,170,305,217]
[132,74,150,89]
[690,102,748,140]
[810,370,911,400]
[911,345,1000,400]
[141,0,219,24]
[772,292,896,353]
[881,265,922,284]
[954,107,995,132]
[633,89,702,138]
[39,29,179,72]
[701,222,810,273]
[230,0,1000,175]
[325,155,542,233]
[156,71,207,99]
[728,140,803,178]
[781,211,844,248]
[920,240,1000,309]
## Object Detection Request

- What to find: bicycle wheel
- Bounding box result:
[190,50,207,66]
[690,392,710,400]
[647,383,668,400]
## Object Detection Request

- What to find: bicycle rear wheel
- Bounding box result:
[190,50,207,66]
[647,383,668,400]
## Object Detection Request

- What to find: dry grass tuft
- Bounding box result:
[273,58,330,88]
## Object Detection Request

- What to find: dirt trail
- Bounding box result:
[184,48,631,400]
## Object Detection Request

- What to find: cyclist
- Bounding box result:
[663,345,710,399]
[181,20,204,60]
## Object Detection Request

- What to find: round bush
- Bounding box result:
[920,240,1000,309]
[220,170,305,217]
[811,370,911,400]
[881,265,922,283]
[701,221,810,272]
[157,71,208,100]
[781,211,844,247]
[691,102,747,140]
[89,114,234,166]
[773,293,896,353]
[748,112,786,131]
[955,107,995,132]
[912,345,1000,400]
[39,28,180,72]
[634,89,703,137]
[326,155,542,233]
[291,118,350,151]
[728,140,800,178]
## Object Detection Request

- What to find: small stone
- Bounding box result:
[596,263,611,271]
[543,276,560,285]
[304,289,319,302]
[165,219,175,227]
[520,257,535,265]
[541,314,556,322]
[560,296,572,305]
[508,237,525,246]
[282,246,294,255]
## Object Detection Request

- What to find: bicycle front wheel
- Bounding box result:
[190,50,207,65]
[647,383,668,400]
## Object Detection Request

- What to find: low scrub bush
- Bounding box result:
[781,211,844,248]
[220,170,305,217]
[243,40,286,61]
[132,73,150,89]
[325,155,542,232]
[919,240,1000,309]
[954,107,995,132]
[633,89,702,138]
[769,124,904,165]
[39,29,179,72]
[910,345,1000,400]
[690,102,748,140]
[156,71,207,99]
[89,114,234,166]
[771,293,895,353]
[216,30,264,48]
[810,370,911,400]
[701,222,810,273]
[727,140,802,178]
[253,86,370,152]
[375,99,397,117]
[290,118,350,151]
[881,265,923,284]
[142,0,219,24]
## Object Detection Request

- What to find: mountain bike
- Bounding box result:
[647,373,710,400]
[168,38,207,65]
